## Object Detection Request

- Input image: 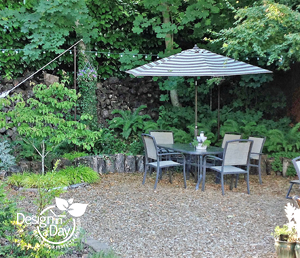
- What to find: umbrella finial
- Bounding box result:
[193,44,200,53]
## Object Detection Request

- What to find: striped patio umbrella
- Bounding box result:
[126,45,272,137]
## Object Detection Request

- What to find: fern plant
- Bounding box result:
[220,119,269,139]
[191,119,218,142]
[266,123,300,153]
[0,140,16,171]
[108,105,151,139]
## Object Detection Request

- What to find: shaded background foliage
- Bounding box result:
[0,0,300,173]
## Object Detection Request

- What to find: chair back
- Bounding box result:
[223,139,253,166]
[222,132,242,148]
[248,136,266,160]
[292,156,300,179]
[142,134,158,161]
[149,130,174,145]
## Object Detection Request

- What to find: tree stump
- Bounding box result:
[125,155,136,173]
[96,156,106,174]
[105,155,115,173]
[136,155,144,172]
[115,153,125,173]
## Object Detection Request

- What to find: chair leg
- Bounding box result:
[221,174,225,195]
[201,167,206,192]
[246,173,250,194]
[154,167,160,189]
[235,174,239,188]
[169,170,172,184]
[258,159,262,184]
[230,175,234,190]
[286,183,294,199]
[183,164,187,189]
[159,168,163,180]
[142,165,148,185]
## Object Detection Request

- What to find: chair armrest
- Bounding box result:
[158,152,183,157]
[250,152,263,155]
[204,155,223,161]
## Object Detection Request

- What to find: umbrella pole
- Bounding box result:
[217,84,220,140]
[195,80,198,138]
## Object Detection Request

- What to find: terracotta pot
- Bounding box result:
[275,240,296,258]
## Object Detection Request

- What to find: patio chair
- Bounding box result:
[141,134,186,190]
[214,132,242,184]
[221,132,242,148]
[201,139,253,195]
[286,156,300,199]
[248,135,266,184]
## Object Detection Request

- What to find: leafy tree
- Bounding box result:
[87,0,160,79]
[0,0,97,77]
[0,82,102,174]
[216,0,300,70]
[131,0,256,107]
[132,0,220,107]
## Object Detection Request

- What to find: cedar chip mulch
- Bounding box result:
[6,171,299,258]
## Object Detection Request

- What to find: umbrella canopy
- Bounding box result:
[126,45,272,77]
[126,45,272,137]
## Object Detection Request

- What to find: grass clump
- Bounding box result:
[7,165,100,188]
[57,165,100,184]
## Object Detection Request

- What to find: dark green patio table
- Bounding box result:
[157,143,223,190]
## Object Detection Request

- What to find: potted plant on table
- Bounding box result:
[193,131,211,150]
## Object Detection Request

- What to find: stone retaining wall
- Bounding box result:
[7,154,288,177]
[0,73,161,142]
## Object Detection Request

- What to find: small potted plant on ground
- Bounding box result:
[273,224,297,258]
[273,201,300,258]
[292,196,300,258]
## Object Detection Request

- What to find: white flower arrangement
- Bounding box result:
[285,202,300,240]
[273,200,300,242]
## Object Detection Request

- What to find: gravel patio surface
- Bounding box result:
[9,171,298,258]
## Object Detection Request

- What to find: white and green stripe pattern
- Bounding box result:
[126,45,272,77]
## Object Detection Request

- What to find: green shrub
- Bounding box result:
[0,182,16,238]
[0,182,67,257]
[108,105,151,139]
[57,165,100,184]
[92,127,144,155]
[62,151,89,161]
[7,172,69,188]
[270,152,300,177]
[266,123,300,153]
[0,140,16,170]
[7,165,100,188]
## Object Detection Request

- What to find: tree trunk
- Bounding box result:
[162,4,181,107]
[41,140,45,175]
[170,89,181,107]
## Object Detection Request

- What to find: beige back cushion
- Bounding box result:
[222,134,242,148]
[150,131,174,145]
[224,141,251,166]
[144,136,157,160]
[295,160,300,179]
[248,137,264,160]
